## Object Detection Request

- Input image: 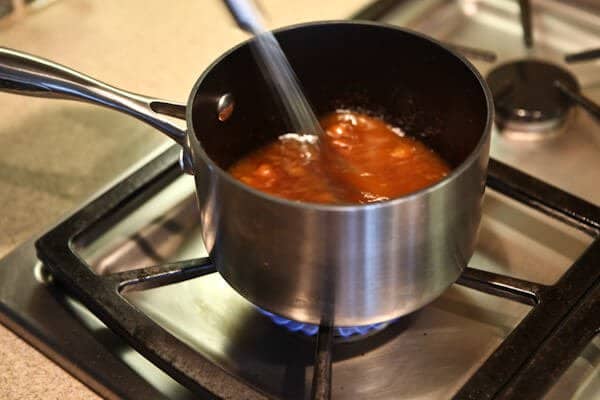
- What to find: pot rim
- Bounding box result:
[185,20,494,212]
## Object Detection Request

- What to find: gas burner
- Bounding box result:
[486,59,579,139]
[256,308,391,341]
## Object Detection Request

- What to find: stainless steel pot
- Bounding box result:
[0,21,493,326]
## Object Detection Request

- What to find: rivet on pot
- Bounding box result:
[217,93,234,122]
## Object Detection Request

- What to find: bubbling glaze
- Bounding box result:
[228,110,450,204]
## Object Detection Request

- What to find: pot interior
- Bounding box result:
[190,22,490,172]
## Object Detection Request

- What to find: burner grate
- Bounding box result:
[35,145,600,400]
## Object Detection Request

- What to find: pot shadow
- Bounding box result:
[219,308,416,400]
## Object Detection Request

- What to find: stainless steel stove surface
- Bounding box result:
[1,1,599,399]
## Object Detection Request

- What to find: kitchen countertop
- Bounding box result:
[0,0,370,398]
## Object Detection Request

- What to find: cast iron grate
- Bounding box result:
[35,144,599,400]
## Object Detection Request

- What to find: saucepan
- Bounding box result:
[0,21,493,326]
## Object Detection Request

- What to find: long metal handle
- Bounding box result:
[0,47,186,145]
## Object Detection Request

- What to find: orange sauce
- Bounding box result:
[228,110,450,204]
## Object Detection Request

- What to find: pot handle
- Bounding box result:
[0,47,187,146]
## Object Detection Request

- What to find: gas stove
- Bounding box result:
[1,1,599,399]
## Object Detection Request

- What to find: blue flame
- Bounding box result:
[257,308,389,338]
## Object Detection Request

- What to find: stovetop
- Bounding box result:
[73,167,596,399]
[1,1,599,399]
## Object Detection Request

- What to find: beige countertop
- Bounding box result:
[0,0,370,398]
